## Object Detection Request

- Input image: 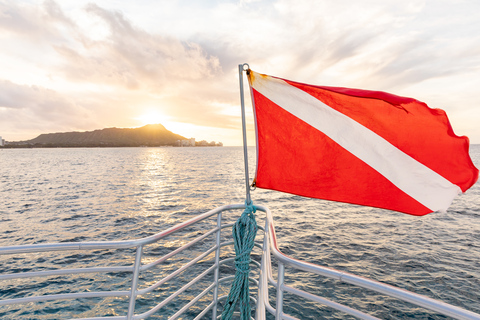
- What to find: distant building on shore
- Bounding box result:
[196,140,223,147]
[0,136,4,146]
[176,138,196,147]
[198,140,209,146]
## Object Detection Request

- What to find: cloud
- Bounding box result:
[1,0,479,143]
[0,80,99,135]
[50,3,221,91]
[0,0,74,46]
[0,1,45,35]
[1,1,222,91]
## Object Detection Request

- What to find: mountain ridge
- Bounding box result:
[9,124,188,147]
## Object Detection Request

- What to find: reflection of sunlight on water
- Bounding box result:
[161,238,189,248]
[136,149,171,217]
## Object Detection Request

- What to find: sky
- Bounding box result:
[1,0,479,146]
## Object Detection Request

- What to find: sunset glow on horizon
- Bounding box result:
[1,0,479,146]
[134,111,169,127]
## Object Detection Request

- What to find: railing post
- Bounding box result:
[255,218,269,320]
[127,245,143,320]
[212,212,222,320]
[275,262,285,319]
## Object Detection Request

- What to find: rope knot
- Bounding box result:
[234,257,251,274]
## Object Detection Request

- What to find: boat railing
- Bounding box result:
[1,203,480,319]
[256,204,480,320]
[0,203,264,320]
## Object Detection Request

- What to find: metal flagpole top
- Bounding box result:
[239,63,251,205]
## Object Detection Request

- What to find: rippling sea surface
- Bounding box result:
[1,146,479,319]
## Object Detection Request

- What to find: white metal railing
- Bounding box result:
[1,203,480,319]
[255,204,480,320]
[0,203,263,320]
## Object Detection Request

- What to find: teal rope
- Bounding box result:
[221,202,258,320]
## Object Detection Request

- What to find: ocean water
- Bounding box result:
[0,146,479,319]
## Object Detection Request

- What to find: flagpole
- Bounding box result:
[220,64,257,320]
[239,63,251,205]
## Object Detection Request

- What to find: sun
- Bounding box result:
[134,111,167,126]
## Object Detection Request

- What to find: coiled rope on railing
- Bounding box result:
[221,202,258,320]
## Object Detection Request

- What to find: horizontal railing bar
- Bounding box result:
[193,300,215,320]
[217,275,259,287]
[218,256,261,269]
[214,312,254,320]
[137,245,217,295]
[69,316,127,320]
[222,222,236,229]
[169,283,217,320]
[0,204,247,256]
[0,290,130,307]
[0,266,133,281]
[0,239,147,255]
[141,227,219,271]
[215,294,259,320]
[216,294,258,304]
[219,257,235,265]
[282,283,381,320]
[218,275,235,284]
[135,265,217,319]
[135,203,245,246]
[219,240,263,251]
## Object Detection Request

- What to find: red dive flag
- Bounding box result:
[247,70,479,216]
